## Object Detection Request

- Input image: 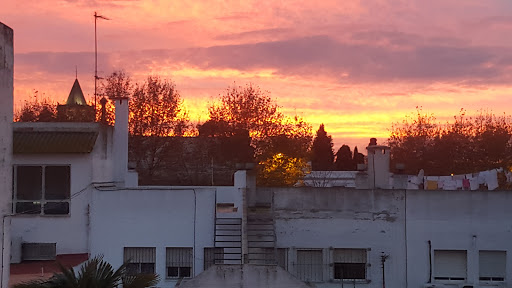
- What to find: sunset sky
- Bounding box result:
[2,0,512,151]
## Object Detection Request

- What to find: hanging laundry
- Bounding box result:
[478,171,488,185]
[438,176,451,189]
[486,169,499,190]
[462,179,470,190]
[442,180,457,190]
[407,182,419,190]
[469,178,479,190]
[426,180,438,190]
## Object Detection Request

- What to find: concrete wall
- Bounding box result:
[11,153,94,256]
[89,187,228,288]
[265,187,512,288]
[269,187,406,288]
[407,190,512,288]
[10,122,120,260]
[0,22,13,288]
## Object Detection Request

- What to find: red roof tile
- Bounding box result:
[10,253,89,275]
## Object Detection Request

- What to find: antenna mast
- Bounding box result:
[94,12,110,118]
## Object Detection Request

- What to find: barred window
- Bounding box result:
[124,247,156,276]
[14,165,70,215]
[333,248,367,280]
[167,248,193,278]
[296,249,323,282]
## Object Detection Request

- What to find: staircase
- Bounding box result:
[247,206,277,265]
[214,218,242,264]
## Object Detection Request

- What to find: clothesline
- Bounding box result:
[404,168,509,190]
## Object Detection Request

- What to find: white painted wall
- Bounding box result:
[366,145,391,189]
[91,125,114,184]
[10,122,119,260]
[113,98,128,186]
[406,190,512,288]
[89,187,218,288]
[271,188,406,288]
[0,21,13,288]
[11,153,94,256]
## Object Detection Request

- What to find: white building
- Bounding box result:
[0,21,13,288]
[6,75,512,288]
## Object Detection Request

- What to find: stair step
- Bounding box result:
[216,218,242,225]
[247,230,275,236]
[247,218,273,224]
[248,235,274,242]
[248,242,275,248]
[215,224,241,231]
[247,224,274,230]
[215,235,242,242]
[216,230,242,236]
[215,242,242,248]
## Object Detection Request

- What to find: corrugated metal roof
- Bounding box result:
[14,130,99,154]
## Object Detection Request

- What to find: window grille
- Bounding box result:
[333,248,367,280]
[166,248,193,278]
[124,247,156,276]
[295,249,323,282]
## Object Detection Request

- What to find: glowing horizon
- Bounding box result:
[3,0,512,152]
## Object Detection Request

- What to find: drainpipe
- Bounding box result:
[192,189,197,276]
[1,215,11,288]
[381,252,389,288]
[428,240,432,283]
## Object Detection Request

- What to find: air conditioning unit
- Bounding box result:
[11,236,22,264]
[22,243,56,261]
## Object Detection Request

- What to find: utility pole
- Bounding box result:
[94,12,110,117]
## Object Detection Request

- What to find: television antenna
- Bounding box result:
[94,12,110,115]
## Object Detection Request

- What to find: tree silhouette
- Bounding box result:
[101,72,191,184]
[208,84,283,140]
[353,146,365,167]
[335,144,355,170]
[15,97,57,122]
[207,83,312,186]
[388,108,512,175]
[311,124,334,171]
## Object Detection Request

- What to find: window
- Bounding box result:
[14,165,70,215]
[124,247,156,276]
[296,249,323,282]
[204,247,223,270]
[167,248,193,278]
[434,250,467,281]
[479,250,506,282]
[333,248,367,280]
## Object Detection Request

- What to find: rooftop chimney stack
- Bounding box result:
[112,95,129,186]
[366,138,391,189]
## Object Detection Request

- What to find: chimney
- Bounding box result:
[366,138,391,189]
[112,96,129,186]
